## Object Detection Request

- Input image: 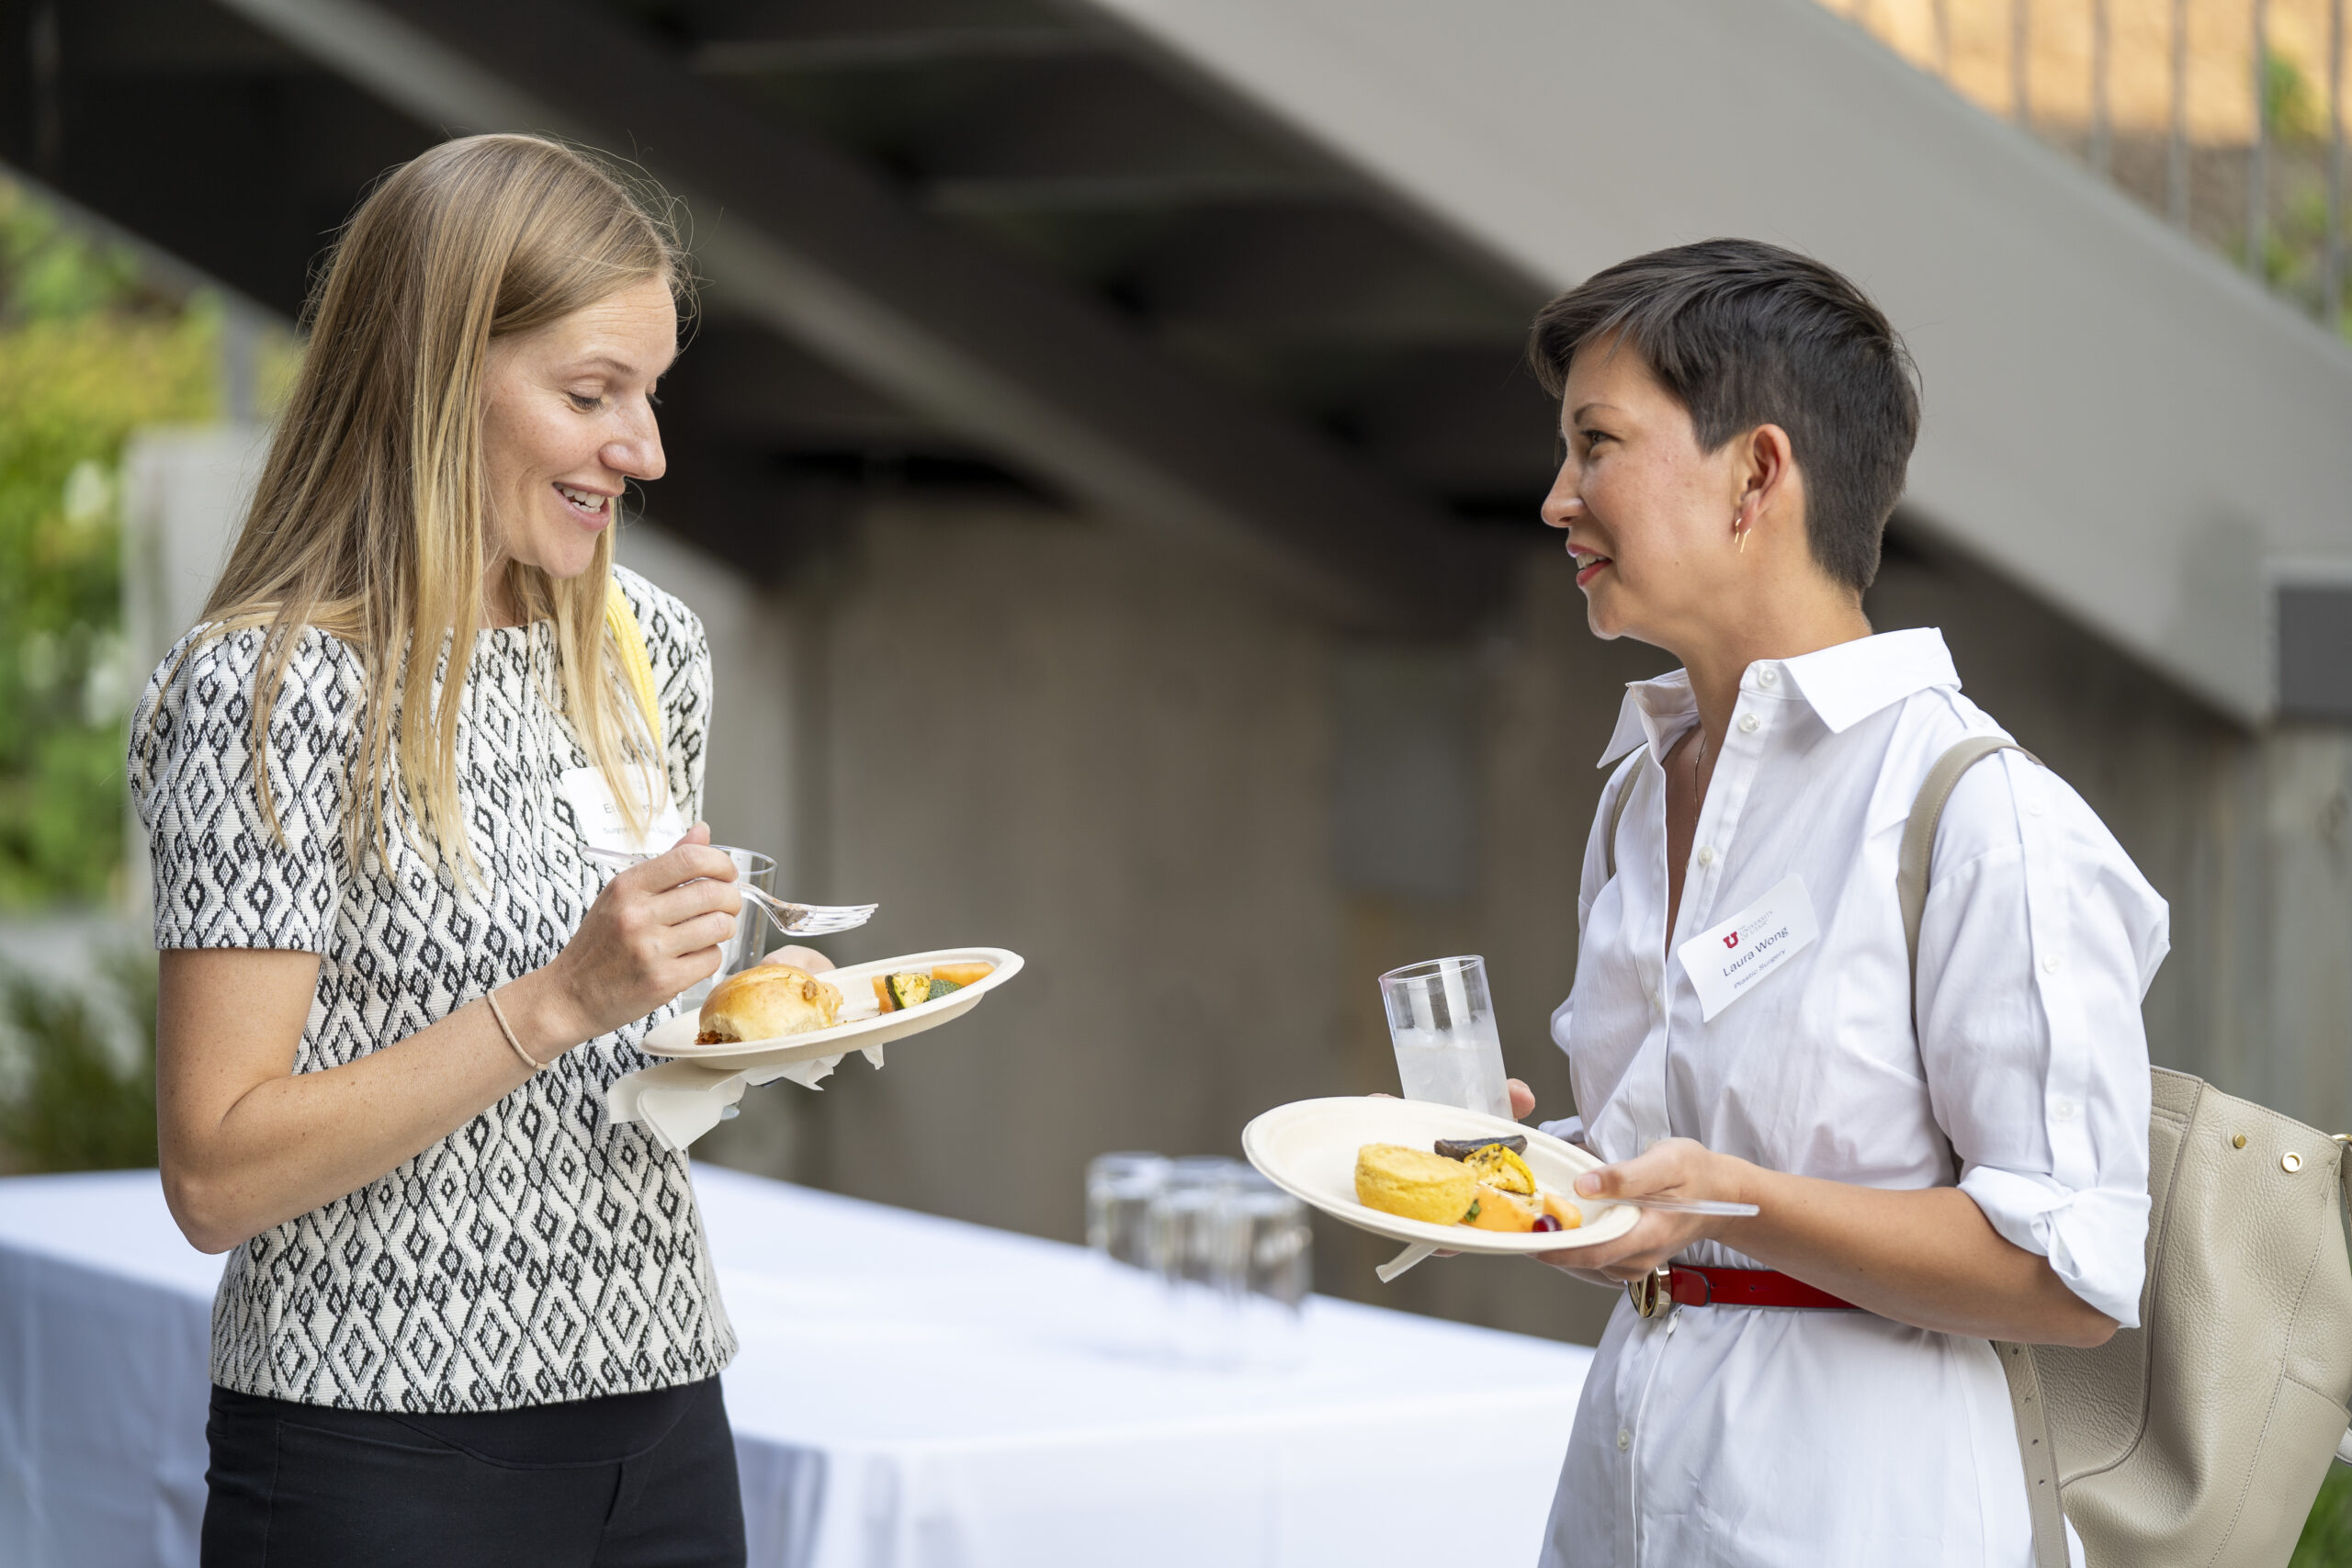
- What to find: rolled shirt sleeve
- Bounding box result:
[1916,750,2168,1328]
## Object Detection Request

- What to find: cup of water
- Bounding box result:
[1086,1152,1171,1358]
[1379,954,1511,1120]
[1147,1156,1250,1367]
[1213,1170,1311,1371]
[1086,1153,1170,1269]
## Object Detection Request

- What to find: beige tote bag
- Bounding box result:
[1901,738,2352,1568]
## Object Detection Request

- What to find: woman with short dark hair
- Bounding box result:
[1521,239,2162,1566]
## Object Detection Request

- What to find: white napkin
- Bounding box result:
[607,1044,888,1154]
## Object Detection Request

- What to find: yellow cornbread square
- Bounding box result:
[1354,1143,1479,1225]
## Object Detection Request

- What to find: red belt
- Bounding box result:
[1628,1266,1858,1317]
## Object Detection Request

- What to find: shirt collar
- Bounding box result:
[1596,626,1961,767]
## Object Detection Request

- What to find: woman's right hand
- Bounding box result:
[537,823,743,1043]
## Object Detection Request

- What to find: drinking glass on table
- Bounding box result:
[1088,1153,1170,1269]
[1086,1153,1170,1357]
[1147,1156,1249,1367]
[1379,955,1511,1119]
[1213,1170,1312,1371]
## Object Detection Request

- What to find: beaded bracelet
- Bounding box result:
[483,987,541,1075]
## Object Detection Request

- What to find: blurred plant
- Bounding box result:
[0,175,220,908]
[2295,1464,2352,1568]
[2264,49,2328,146]
[0,950,156,1172]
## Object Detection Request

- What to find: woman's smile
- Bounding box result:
[553,480,616,528]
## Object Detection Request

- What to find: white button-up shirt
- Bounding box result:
[1539,628,2166,1568]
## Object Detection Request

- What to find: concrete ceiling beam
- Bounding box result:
[213,0,1507,626]
[1077,0,2352,721]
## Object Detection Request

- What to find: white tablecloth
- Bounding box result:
[0,1166,1591,1567]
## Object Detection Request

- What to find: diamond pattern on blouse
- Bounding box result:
[130,566,734,1412]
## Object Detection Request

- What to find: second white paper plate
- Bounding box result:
[1241,1096,1639,1255]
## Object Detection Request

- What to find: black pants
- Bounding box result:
[200,1377,748,1568]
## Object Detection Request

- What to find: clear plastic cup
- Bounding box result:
[1086,1153,1170,1270]
[680,845,775,1009]
[1378,954,1511,1119]
[1147,1156,1250,1366]
[1215,1169,1311,1371]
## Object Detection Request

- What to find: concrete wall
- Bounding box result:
[677,500,2351,1350]
[1871,537,2352,1127]
[1081,0,2352,721]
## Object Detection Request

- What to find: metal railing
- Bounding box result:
[1825,0,2349,331]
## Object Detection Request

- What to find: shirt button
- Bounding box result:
[1758,667,1779,687]
[1696,846,1717,867]
[2052,1099,2078,1123]
[1737,713,1760,734]
[1617,1428,1633,1450]
[2041,953,2060,974]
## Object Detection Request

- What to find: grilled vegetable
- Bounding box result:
[1464,1144,1537,1196]
[1434,1134,1528,1161]
[885,972,934,1010]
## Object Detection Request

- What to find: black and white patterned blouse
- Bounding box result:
[129,565,737,1412]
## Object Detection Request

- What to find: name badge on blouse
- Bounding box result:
[557,764,687,857]
[1677,872,1820,1021]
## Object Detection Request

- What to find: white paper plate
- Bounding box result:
[639,947,1023,1072]
[1241,1096,1640,1255]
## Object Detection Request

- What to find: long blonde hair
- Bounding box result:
[200,134,689,875]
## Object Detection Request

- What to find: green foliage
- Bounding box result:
[2265,49,2327,145]
[0,951,157,1172]
[2296,1464,2352,1568]
[0,175,220,908]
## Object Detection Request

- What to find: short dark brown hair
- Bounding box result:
[1528,239,1919,592]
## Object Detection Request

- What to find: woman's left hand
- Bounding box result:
[1534,1136,1754,1283]
[760,945,835,974]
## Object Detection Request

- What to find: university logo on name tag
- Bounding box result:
[1676,872,1820,1021]
[558,764,687,857]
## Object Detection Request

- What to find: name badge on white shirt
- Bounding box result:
[558,764,687,857]
[1677,872,1820,1021]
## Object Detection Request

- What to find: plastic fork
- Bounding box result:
[579,845,877,939]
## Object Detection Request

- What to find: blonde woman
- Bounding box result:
[132,136,761,1565]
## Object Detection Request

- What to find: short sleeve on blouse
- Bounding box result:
[1917,750,2168,1328]
[130,626,355,954]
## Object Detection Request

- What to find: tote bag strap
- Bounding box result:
[1900,735,2068,1568]
[604,581,664,754]
[1896,734,2041,988]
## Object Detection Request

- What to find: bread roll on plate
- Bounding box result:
[697,965,842,1044]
